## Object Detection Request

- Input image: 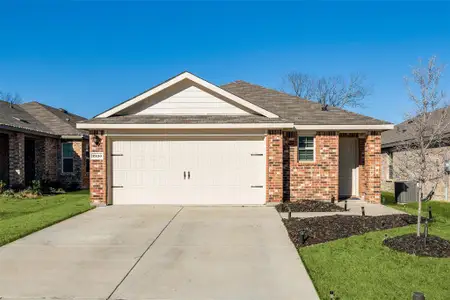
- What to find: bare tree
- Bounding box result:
[392,56,448,236]
[283,72,370,108]
[0,91,22,105]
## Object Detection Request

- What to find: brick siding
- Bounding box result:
[364,131,382,203]
[266,130,283,202]
[8,132,25,187]
[282,131,339,201]
[89,131,107,205]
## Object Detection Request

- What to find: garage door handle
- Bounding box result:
[184,171,186,180]
[112,185,123,188]
[251,185,263,188]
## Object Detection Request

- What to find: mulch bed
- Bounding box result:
[276,201,345,213]
[383,234,450,257]
[283,214,422,247]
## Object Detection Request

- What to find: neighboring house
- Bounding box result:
[0,100,89,189]
[381,107,450,200]
[77,72,393,206]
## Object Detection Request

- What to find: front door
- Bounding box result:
[339,137,359,198]
[25,139,36,186]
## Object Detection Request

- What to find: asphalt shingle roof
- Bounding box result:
[221,81,391,125]
[81,79,392,127]
[20,102,87,136]
[382,106,450,148]
[0,100,87,137]
[0,101,55,135]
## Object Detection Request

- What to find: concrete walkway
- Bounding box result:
[0,206,319,300]
[279,200,406,219]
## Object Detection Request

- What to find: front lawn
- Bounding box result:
[0,190,92,246]
[299,200,450,300]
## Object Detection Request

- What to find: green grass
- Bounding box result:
[299,198,450,300]
[0,190,92,246]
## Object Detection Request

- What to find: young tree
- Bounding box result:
[0,91,22,105]
[392,56,448,236]
[282,72,370,108]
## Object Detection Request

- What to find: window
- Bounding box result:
[298,136,315,161]
[388,152,394,180]
[62,142,74,173]
[85,143,90,173]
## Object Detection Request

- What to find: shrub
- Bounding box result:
[0,181,6,194]
[2,189,15,197]
[31,180,42,194]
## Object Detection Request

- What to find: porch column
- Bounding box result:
[90,131,107,205]
[9,132,25,187]
[364,131,382,203]
[267,130,283,202]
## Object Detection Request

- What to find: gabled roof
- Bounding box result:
[94,71,279,119]
[78,72,393,130]
[0,101,56,136]
[382,106,450,148]
[221,81,392,126]
[20,102,87,137]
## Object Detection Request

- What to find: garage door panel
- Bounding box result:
[112,138,265,205]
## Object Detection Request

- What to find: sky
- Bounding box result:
[0,1,449,124]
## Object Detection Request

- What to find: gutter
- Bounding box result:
[76,123,295,130]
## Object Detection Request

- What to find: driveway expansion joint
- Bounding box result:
[105,206,183,300]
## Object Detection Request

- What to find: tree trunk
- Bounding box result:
[417,188,423,237]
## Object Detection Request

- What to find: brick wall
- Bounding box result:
[90,131,107,205]
[266,130,283,202]
[59,140,83,189]
[283,131,339,201]
[82,139,89,189]
[364,131,382,203]
[8,132,25,187]
[44,137,59,182]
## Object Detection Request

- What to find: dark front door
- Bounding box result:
[0,134,8,184]
[25,139,36,186]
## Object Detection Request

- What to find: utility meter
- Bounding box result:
[445,160,450,173]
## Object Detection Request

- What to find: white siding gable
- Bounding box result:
[136,86,250,115]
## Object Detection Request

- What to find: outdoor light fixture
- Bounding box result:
[428,206,433,221]
[361,206,365,216]
[344,200,348,211]
[412,291,425,300]
[331,195,336,204]
[94,135,101,146]
[299,231,306,245]
[329,291,335,299]
[287,208,292,220]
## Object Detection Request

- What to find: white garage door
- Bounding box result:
[111,137,266,205]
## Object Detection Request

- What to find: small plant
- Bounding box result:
[31,180,42,194]
[0,180,6,194]
[2,189,15,197]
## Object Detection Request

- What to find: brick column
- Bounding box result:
[364,131,382,203]
[9,132,25,187]
[267,130,283,202]
[35,139,45,180]
[90,131,107,205]
[43,137,59,182]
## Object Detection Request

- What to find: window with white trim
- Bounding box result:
[298,136,315,161]
[62,142,74,173]
[85,143,90,173]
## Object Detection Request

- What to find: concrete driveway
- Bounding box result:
[0,206,318,300]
